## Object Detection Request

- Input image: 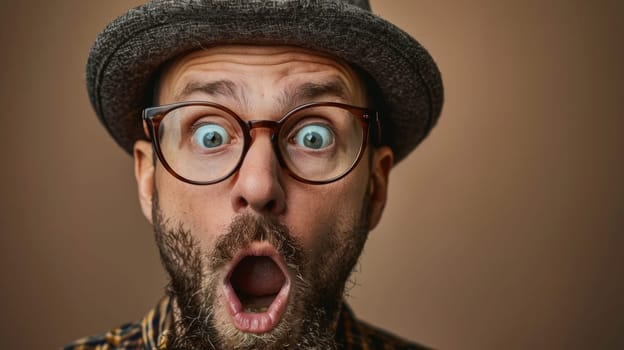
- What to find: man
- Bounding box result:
[66,0,443,349]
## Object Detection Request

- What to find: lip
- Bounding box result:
[222,242,291,334]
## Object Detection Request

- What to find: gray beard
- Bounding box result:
[151,191,370,350]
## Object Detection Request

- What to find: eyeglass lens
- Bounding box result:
[155,104,365,184]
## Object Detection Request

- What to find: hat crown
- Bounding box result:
[341,0,371,10]
[148,0,371,11]
[245,0,372,10]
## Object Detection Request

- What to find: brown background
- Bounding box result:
[1,1,622,349]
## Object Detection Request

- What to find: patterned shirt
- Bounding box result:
[63,297,429,349]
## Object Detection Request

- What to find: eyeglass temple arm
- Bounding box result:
[369,111,382,146]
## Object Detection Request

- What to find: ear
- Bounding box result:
[367,146,393,230]
[134,140,155,224]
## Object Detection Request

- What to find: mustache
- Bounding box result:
[210,214,306,272]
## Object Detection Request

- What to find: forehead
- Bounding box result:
[156,45,367,106]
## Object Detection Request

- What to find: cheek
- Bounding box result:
[286,171,369,252]
[155,167,234,251]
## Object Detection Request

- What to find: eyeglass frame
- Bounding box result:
[141,101,382,185]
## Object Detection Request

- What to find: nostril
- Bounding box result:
[233,195,279,213]
[235,197,248,210]
[264,199,276,211]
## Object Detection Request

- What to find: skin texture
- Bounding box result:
[133,45,394,349]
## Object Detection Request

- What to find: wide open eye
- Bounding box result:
[192,123,230,149]
[293,124,333,150]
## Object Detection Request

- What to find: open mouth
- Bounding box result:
[231,256,285,312]
[223,245,291,333]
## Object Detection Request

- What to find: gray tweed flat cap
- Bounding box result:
[87,0,443,163]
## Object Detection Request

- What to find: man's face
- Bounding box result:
[133,45,393,349]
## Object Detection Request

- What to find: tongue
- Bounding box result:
[231,256,285,296]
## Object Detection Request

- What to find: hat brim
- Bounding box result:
[87,0,443,163]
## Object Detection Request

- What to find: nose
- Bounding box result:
[230,130,286,215]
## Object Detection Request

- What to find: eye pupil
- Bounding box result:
[193,123,229,149]
[294,124,332,150]
[303,131,323,149]
[203,131,223,147]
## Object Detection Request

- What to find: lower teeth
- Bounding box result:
[244,306,268,313]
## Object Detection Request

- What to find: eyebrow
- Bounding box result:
[175,79,244,103]
[285,80,350,107]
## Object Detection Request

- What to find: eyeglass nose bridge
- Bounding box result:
[245,119,281,136]
[235,117,320,187]
[245,119,281,142]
